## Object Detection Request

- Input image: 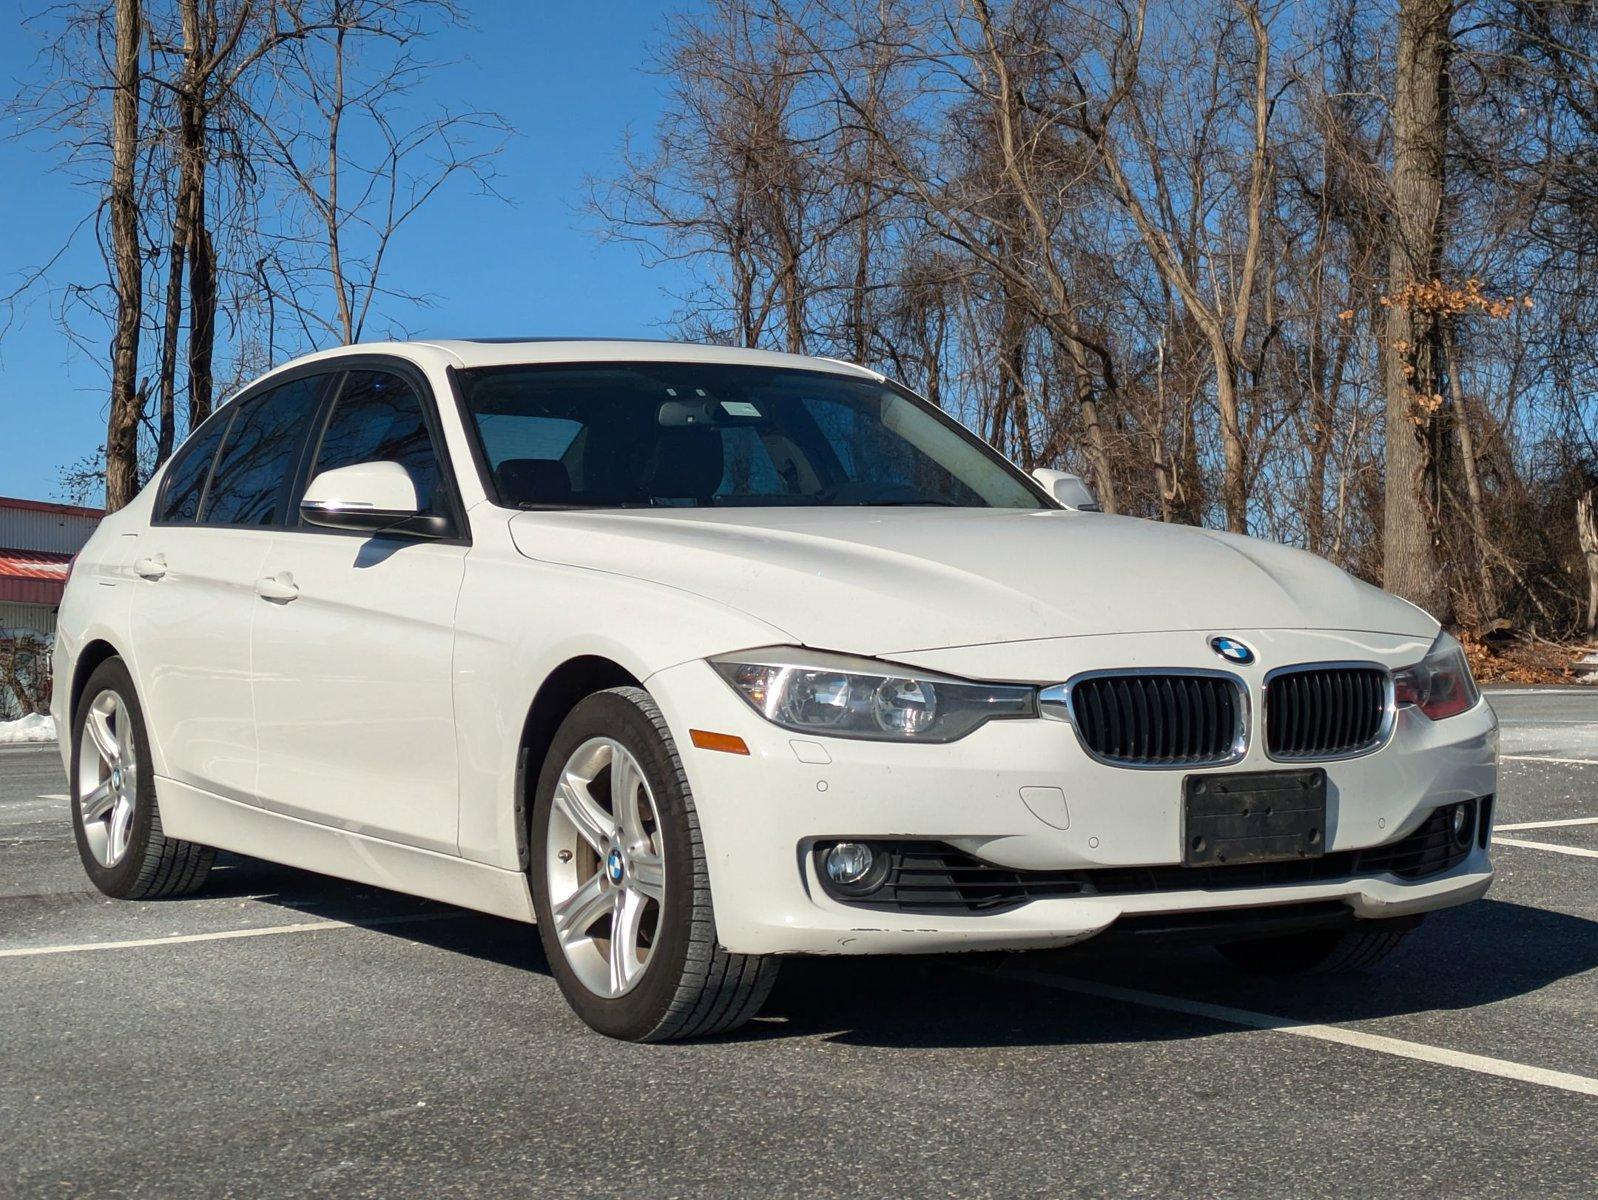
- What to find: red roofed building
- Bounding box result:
[0,545,76,606]
[1,496,104,716]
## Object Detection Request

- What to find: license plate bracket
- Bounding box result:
[1183,769,1327,867]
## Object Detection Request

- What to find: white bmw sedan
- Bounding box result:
[53,339,1497,1040]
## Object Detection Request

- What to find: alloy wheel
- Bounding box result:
[77,688,138,868]
[545,737,667,997]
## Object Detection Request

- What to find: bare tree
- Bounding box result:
[106,0,146,510]
[149,0,287,445]
[1580,488,1598,638]
[249,3,507,345]
[0,633,54,719]
[1062,0,1274,534]
[13,0,1598,649]
[592,0,834,351]
[8,0,506,503]
[1381,0,1452,619]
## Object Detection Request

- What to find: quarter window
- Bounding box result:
[308,371,445,515]
[200,377,326,526]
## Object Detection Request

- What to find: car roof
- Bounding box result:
[257,338,884,383]
[423,338,884,380]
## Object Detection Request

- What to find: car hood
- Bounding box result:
[506,507,1436,657]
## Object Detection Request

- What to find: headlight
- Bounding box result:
[710,648,1036,742]
[1392,631,1480,720]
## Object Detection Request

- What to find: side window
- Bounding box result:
[200,377,326,526]
[308,370,445,516]
[157,411,232,523]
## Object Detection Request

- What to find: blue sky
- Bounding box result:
[0,1,698,501]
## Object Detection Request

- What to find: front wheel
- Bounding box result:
[529,686,778,1040]
[1215,916,1422,975]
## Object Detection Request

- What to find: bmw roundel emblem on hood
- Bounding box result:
[1209,636,1255,665]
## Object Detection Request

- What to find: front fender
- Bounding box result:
[451,531,789,868]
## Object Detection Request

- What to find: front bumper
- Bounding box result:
[645,630,1498,957]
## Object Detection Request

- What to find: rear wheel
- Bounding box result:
[529,686,778,1040]
[70,657,214,899]
[1215,917,1421,975]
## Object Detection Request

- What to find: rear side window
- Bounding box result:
[200,377,325,526]
[157,412,232,523]
[307,370,445,515]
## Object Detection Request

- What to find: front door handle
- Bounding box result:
[134,554,167,581]
[254,572,299,603]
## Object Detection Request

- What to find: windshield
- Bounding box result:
[457,361,1047,510]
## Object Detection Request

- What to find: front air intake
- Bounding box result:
[815,802,1484,914]
[1066,672,1245,767]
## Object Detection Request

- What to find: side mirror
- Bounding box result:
[1031,468,1102,512]
[300,461,449,538]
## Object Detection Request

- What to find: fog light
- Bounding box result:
[824,842,875,886]
[1450,802,1472,847]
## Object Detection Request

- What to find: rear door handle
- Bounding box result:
[134,554,167,581]
[254,572,299,602]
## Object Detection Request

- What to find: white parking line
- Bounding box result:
[1502,755,1598,766]
[989,968,1598,1098]
[1495,817,1598,832]
[1487,688,1595,695]
[1493,837,1598,859]
[0,911,464,959]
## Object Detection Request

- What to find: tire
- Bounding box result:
[529,686,778,1041]
[1215,916,1421,975]
[69,657,215,899]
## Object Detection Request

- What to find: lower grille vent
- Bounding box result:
[816,800,1484,914]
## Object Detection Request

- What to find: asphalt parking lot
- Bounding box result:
[2,688,1595,1198]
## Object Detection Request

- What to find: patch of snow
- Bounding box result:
[1580,652,1598,684]
[0,714,57,744]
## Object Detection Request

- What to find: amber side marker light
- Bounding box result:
[690,729,750,755]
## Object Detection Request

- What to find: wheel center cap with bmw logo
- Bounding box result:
[1209,635,1255,665]
[606,848,626,883]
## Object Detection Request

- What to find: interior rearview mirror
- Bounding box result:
[1031,468,1102,512]
[300,461,449,538]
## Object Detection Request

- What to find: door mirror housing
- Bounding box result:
[300,461,449,538]
[1031,468,1102,512]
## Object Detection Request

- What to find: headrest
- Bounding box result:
[496,458,571,506]
[647,428,725,501]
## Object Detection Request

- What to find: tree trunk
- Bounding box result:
[848,126,875,364]
[105,0,144,511]
[180,0,215,424]
[327,26,354,343]
[155,175,191,467]
[1067,342,1117,511]
[1578,489,1598,639]
[1443,323,1498,622]
[186,194,217,423]
[990,245,1028,460]
[1214,352,1248,533]
[1382,0,1452,620]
